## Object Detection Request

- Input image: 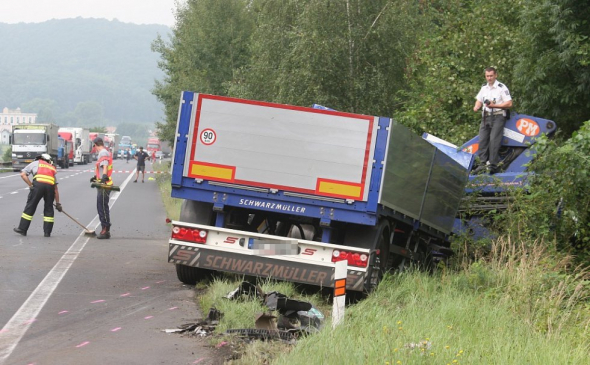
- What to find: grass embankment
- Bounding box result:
[274,241,589,365]
[156,168,589,364]
[153,160,181,221]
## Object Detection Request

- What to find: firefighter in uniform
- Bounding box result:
[14,154,62,237]
[90,137,113,239]
[473,66,513,174]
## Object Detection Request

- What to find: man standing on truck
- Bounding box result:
[133,146,149,183]
[90,137,113,239]
[13,154,62,237]
[473,67,512,174]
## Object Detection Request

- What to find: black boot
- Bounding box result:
[15,217,31,236]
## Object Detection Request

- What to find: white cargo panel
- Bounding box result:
[184,94,378,201]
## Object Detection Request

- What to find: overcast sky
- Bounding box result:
[0,0,184,27]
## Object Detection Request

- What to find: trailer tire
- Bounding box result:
[175,264,209,285]
[342,221,391,293]
[365,224,391,293]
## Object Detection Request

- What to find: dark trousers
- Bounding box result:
[477,114,505,168]
[18,181,55,234]
[97,188,111,228]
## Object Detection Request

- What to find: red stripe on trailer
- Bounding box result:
[189,93,374,201]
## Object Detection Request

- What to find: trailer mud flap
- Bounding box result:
[169,244,366,291]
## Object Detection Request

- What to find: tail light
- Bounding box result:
[332,250,369,268]
[171,226,208,244]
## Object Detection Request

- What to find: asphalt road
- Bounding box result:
[0,159,222,365]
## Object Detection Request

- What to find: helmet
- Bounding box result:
[35,153,53,165]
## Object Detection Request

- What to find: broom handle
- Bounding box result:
[55,204,91,231]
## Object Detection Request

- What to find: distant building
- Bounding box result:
[0,107,38,144]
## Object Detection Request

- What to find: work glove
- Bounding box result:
[101,174,109,184]
[29,185,34,190]
[90,176,97,183]
[55,203,63,212]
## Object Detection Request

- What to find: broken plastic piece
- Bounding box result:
[225,281,265,300]
[255,313,277,330]
[225,328,295,341]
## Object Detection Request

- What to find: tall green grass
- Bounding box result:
[154,162,182,221]
[273,239,589,365]
[155,163,589,364]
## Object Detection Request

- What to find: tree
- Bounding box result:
[89,126,107,133]
[152,0,254,144]
[231,0,426,117]
[21,98,59,124]
[507,119,590,263]
[514,0,590,136]
[396,0,518,144]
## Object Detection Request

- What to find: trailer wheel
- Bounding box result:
[175,264,209,285]
[365,227,390,293]
[342,221,391,293]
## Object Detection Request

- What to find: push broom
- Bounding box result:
[54,204,96,236]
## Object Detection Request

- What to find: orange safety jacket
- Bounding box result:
[34,162,57,185]
[95,152,113,186]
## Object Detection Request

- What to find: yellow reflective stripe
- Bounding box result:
[44,216,55,222]
[34,176,55,184]
[22,213,33,220]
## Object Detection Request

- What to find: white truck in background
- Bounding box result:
[104,133,121,159]
[58,127,91,164]
[11,124,59,171]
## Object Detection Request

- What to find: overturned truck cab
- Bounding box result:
[168,93,471,293]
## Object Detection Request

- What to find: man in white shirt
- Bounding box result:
[473,67,513,174]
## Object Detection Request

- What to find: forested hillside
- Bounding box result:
[0,18,169,127]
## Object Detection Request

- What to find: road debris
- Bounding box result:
[165,282,324,345]
[162,307,221,337]
[223,281,325,339]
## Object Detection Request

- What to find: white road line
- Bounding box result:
[0,174,19,180]
[0,171,136,364]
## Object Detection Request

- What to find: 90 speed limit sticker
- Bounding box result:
[200,128,216,145]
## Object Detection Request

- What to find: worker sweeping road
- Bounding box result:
[13,153,62,237]
[90,137,113,239]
